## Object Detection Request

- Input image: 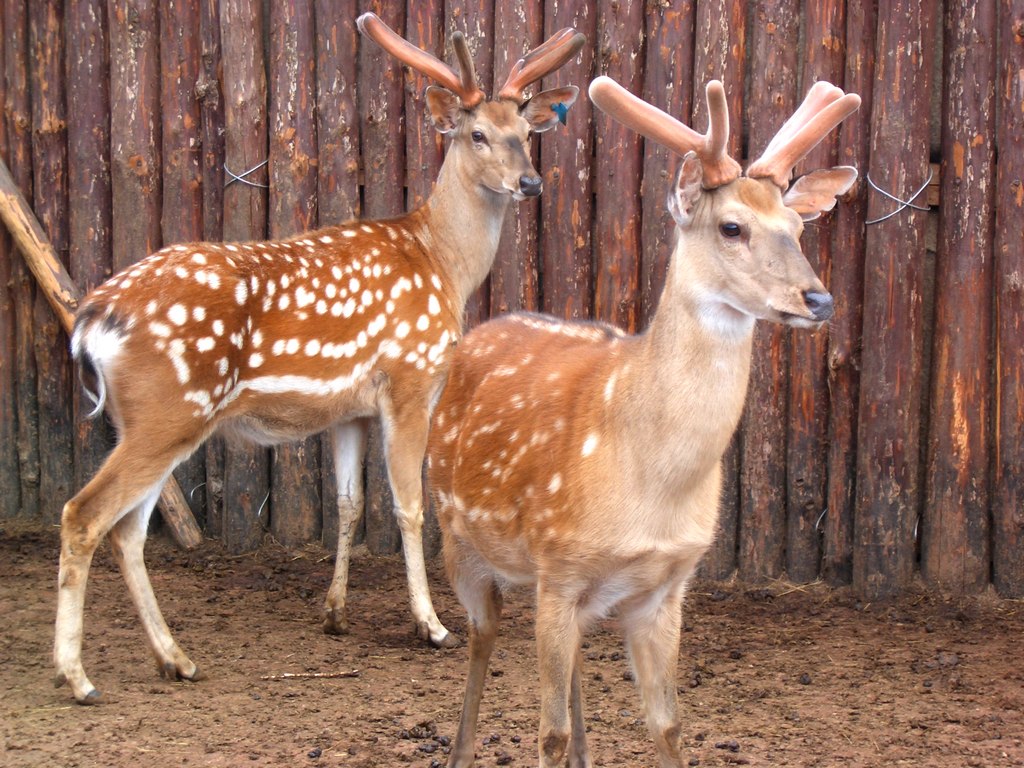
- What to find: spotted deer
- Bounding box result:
[53,13,585,703]
[429,75,861,767]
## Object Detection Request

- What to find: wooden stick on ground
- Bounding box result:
[0,157,203,550]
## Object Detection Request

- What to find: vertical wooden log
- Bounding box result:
[854,0,937,598]
[0,15,16,520]
[541,0,596,321]
[108,0,161,273]
[923,0,996,593]
[823,0,875,586]
[785,0,847,584]
[639,2,695,328]
[316,1,361,550]
[446,0,493,327]
[738,0,799,582]
[268,0,322,548]
[66,0,114,493]
[30,0,74,522]
[691,0,745,580]
[360,0,406,555]
[489,0,543,318]
[993,0,1024,597]
[160,0,208,526]
[220,0,270,553]
[593,0,645,332]
[199,0,226,539]
[4,0,40,522]
[405,0,445,560]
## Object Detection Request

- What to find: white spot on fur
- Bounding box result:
[582,433,599,457]
[395,321,410,339]
[167,304,188,326]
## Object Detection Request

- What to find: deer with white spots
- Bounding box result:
[54,13,584,704]
[429,75,861,767]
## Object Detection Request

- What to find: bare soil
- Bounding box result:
[3,524,1023,768]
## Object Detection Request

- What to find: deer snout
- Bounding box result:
[803,290,834,322]
[518,174,543,197]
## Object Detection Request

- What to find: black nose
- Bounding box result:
[803,291,835,322]
[519,175,543,197]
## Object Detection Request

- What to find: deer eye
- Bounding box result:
[471,130,486,144]
[720,222,742,238]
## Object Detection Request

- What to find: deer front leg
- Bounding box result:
[536,584,584,768]
[380,400,456,648]
[323,419,369,635]
[622,584,688,768]
[108,488,200,685]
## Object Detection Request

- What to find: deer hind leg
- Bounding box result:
[536,584,585,768]
[323,419,369,635]
[568,649,593,768]
[380,400,456,648]
[108,487,201,685]
[622,584,688,768]
[446,541,502,768]
[54,439,187,703]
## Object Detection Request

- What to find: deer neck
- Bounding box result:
[413,150,512,310]
[625,237,756,462]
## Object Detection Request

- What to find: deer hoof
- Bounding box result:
[420,623,461,649]
[76,688,102,705]
[322,610,350,636]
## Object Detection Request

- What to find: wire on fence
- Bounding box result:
[864,169,933,224]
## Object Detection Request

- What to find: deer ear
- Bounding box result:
[520,86,579,132]
[667,153,704,227]
[426,85,463,133]
[783,166,858,221]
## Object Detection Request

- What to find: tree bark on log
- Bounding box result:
[593,0,645,333]
[739,0,799,582]
[540,0,596,322]
[219,0,270,553]
[268,0,323,548]
[823,0,876,586]
[785,0,847,584]
[66,0,114,492]
[993,0,1024,597]
[854,0,938,598]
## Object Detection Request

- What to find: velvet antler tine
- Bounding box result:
[757,81,843,161]
[589,77,741,188]
[450,32,483,106]
[699,81,742,187]
[747,91,861,187]
[498,30,585,101]
[357,12,484,107]
[589,76,704,155]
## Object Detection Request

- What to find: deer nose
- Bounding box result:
[803,291,835,322]
[518,175,543,197]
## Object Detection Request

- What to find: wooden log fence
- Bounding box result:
[1,1,1022,597]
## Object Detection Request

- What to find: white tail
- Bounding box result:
[53,14,585,704]
[429,76,860,767]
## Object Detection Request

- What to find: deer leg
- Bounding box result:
[108,486,200,685]
[55,440,185,703]
[536,584,583,768]
[622,585,688,768]
[568,649,592,768]
[380,402,455,648]
[446,541,502,768]
[323,419,369,635]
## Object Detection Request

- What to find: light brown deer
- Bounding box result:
[428,75,861,767]
[53,13,585,704]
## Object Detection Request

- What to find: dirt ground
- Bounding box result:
[2,523,1023,768]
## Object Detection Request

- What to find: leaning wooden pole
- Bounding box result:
[0,157,203,549]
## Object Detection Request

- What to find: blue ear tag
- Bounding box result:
[552,102,570,125]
